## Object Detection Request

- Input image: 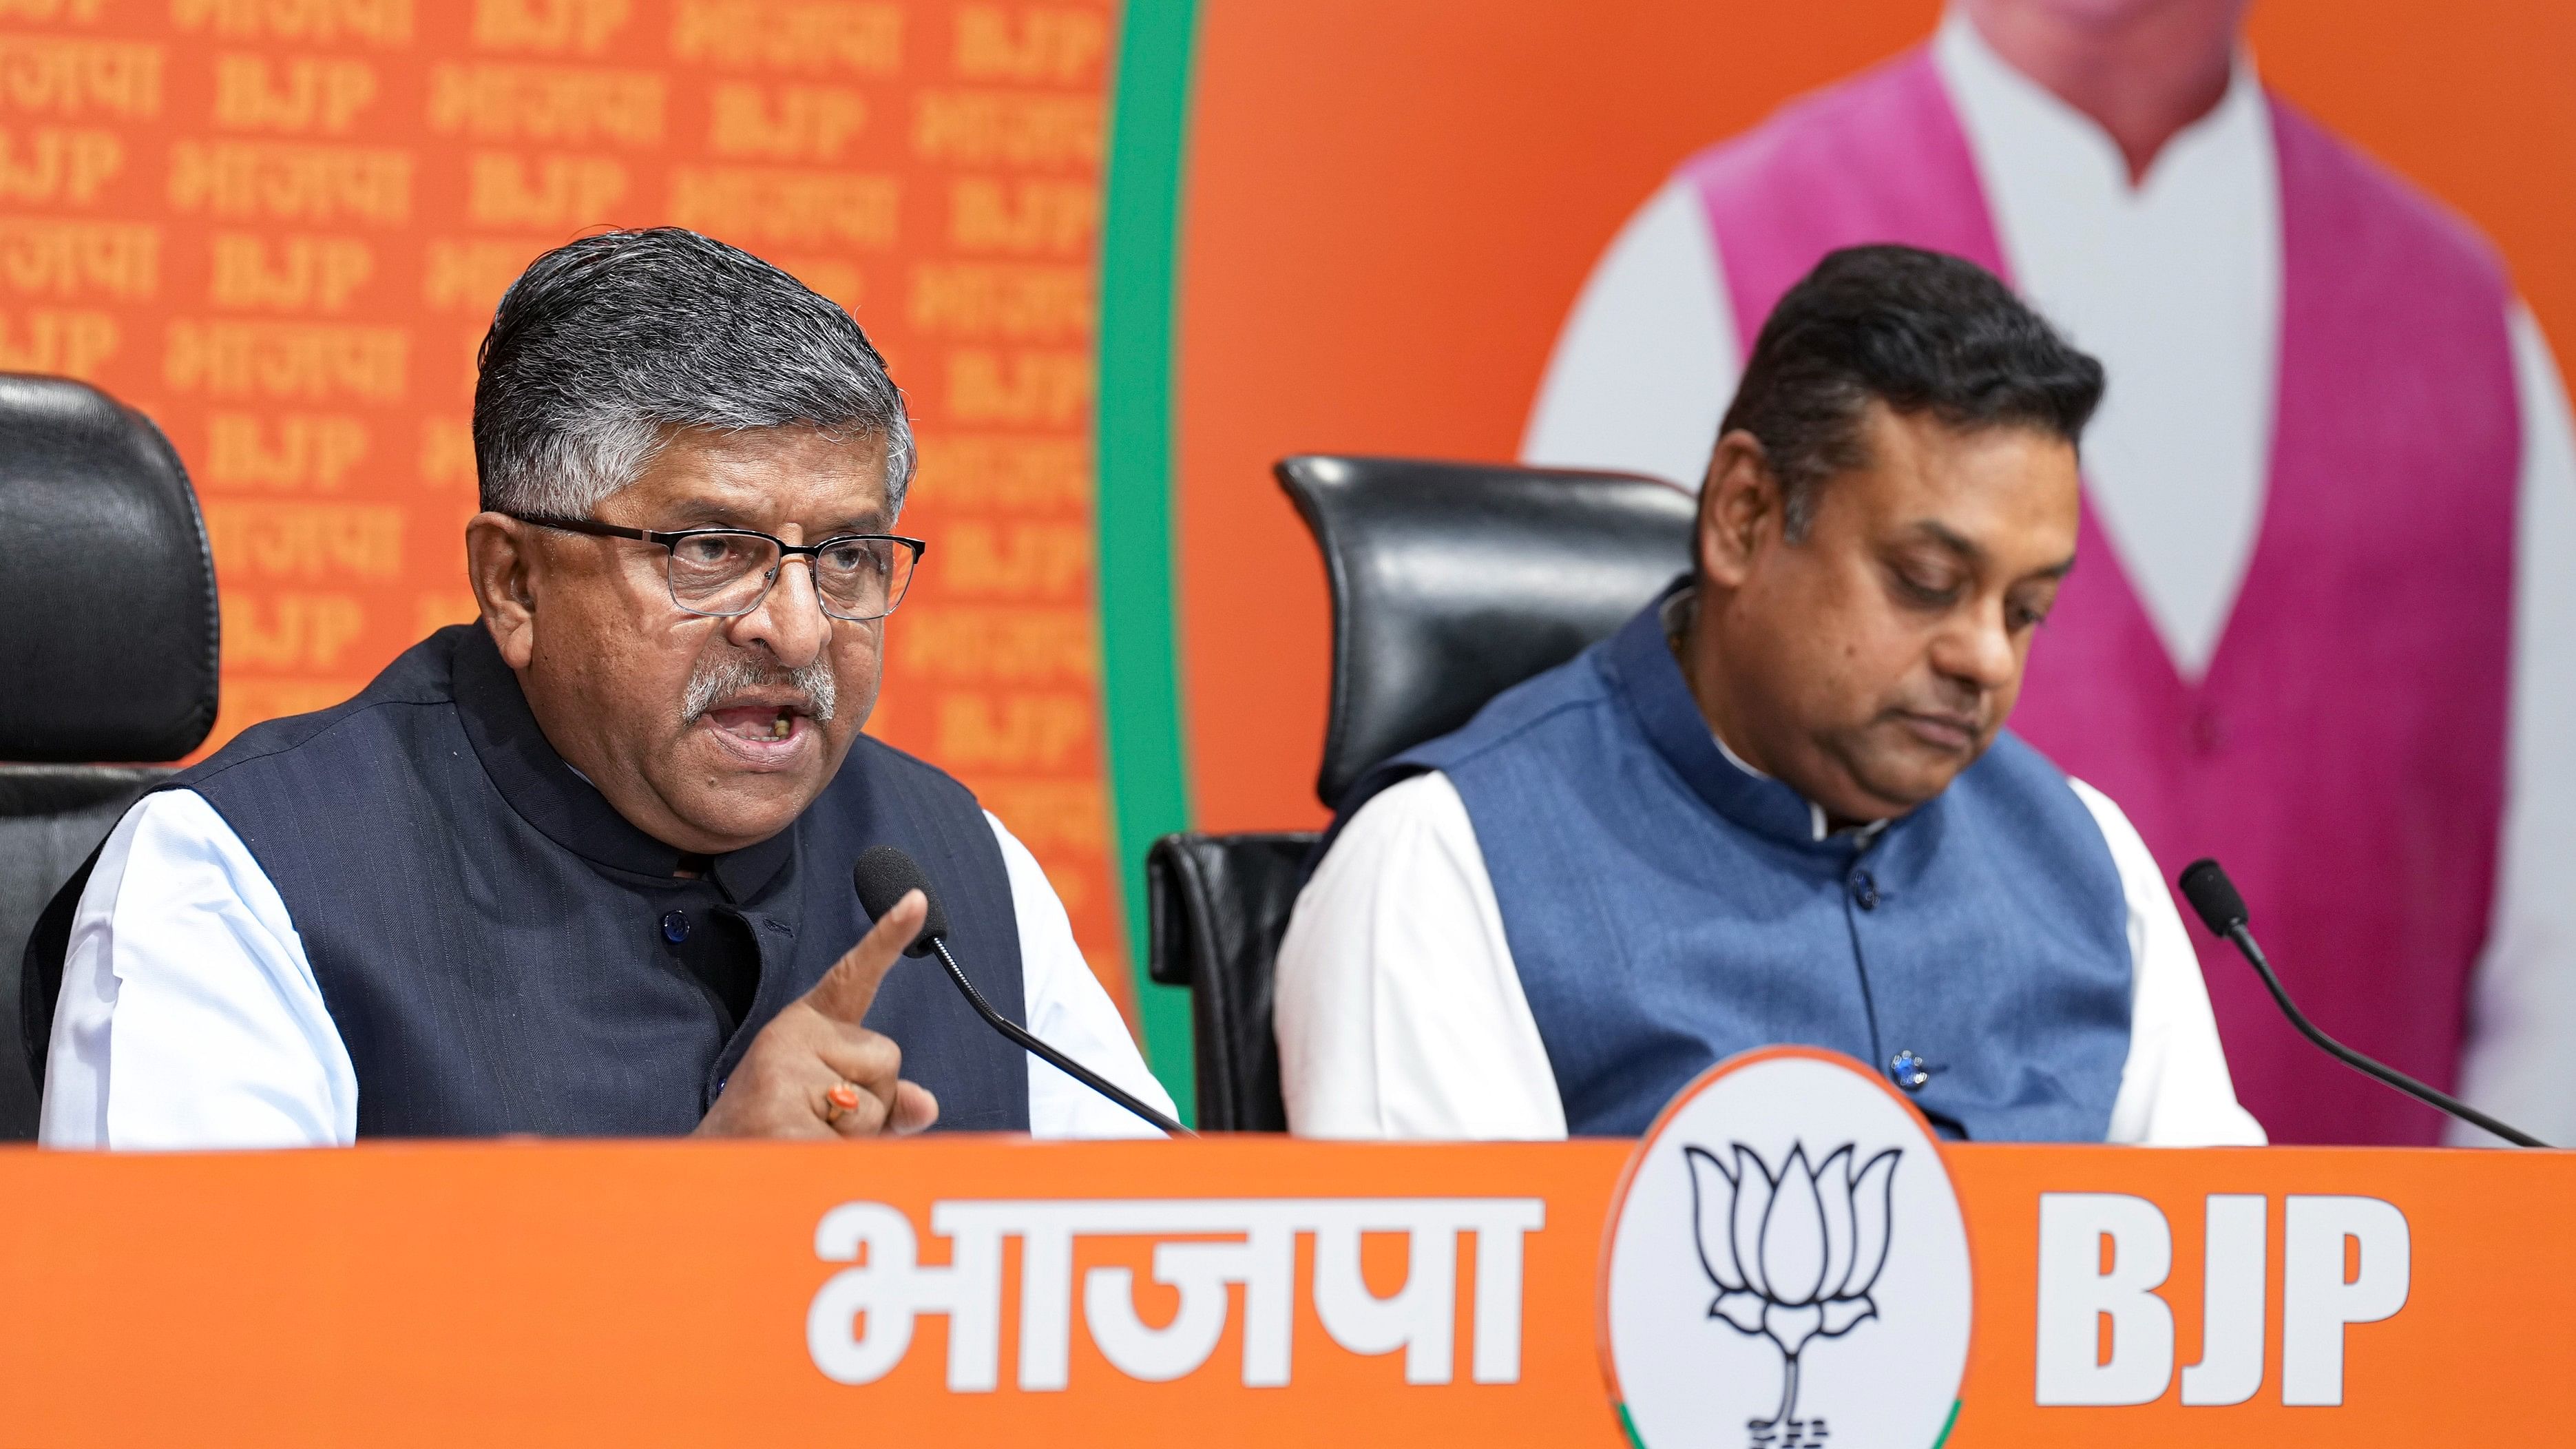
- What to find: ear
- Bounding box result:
[1697,429,1783,590]
[465,511,541,669]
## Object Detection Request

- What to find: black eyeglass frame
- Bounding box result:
[508,512,928,623]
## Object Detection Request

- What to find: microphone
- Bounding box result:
[2177,857,2546,1147]
[851,845,1193,1138]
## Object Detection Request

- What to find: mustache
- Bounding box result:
[680,654,837,724]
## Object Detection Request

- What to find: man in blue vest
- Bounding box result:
[1275,245,2261,1144]
[34,228,1171,1147]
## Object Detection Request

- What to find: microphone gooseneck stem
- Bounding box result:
[2225,924,2547,1149]
[929,937,1196,1138]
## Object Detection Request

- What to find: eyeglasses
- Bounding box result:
[510,513,925,623]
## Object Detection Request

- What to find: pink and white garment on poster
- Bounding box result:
[1522,15,2576,1147]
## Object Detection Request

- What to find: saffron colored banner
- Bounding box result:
[0,1135,2565,1444]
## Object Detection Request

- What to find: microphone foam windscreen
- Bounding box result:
[2177,858,2249,936]
[851,845,950,957]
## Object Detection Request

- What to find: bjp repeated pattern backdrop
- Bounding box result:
[1,0,1131,1012]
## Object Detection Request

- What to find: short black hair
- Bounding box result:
[1718,244,2104,538]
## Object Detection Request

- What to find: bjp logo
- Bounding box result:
[1601,1049,1970,1449]
[1683,1142,1900,1443]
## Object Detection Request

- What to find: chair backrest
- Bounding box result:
[0,373,216,1138]
[0,373,217,763]
[1148,456,1696,1129]
[1145,831,1318,1132]
[1276,454,1697,808]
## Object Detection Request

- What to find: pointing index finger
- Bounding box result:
[803,888,925,1025]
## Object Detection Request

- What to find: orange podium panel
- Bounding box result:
[0,1127,2567,1445]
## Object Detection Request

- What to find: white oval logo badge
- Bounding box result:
[1600,1047,1972,1448]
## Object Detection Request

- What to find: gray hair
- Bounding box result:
[472,227,915,519]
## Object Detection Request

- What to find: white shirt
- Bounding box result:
[1519,11,2576,1146]
[39,789,1175,1148]
[1275,767,2263,1146]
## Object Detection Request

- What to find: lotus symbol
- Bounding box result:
[1684,1141,1900,1441]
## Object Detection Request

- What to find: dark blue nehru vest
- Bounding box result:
[162,625,1030,1137]
[1335,587,2133,1140]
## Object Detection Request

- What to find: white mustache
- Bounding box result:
[680,654,837,724]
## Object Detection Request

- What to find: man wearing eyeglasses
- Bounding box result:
[31,228,1173,1147]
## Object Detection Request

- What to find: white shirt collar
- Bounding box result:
[1931,8,2266,197]
[1660,590,1891,845]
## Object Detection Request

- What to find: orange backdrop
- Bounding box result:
[13,0,2573,1062]
[0,0,1133,1009]
[1171,0,2576,833]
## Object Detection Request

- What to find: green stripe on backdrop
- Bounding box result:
[1096,0,1202,1121]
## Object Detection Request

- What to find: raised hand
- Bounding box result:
[694,889,941,1138]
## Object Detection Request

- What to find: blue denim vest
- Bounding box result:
[169,626,1031,1137]
[1339,587,2132,1140]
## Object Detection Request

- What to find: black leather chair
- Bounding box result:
[0,374,218,1138]
[1144,832,1314,1134]
[1146,455,1695,1129]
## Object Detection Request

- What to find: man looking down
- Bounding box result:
[1275,244,2261,1145]
[32,227,1172,1146]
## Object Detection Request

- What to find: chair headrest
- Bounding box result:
[1277,455,1697,808]
[0,374,217,762]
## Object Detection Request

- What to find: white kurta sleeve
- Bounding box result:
[986,811,1174,1138]
[1272,771,1567,1140]
[2071,779,2268,1146]
[40,789,358,1150]
[1518,176,1743,490]
[2452,304,2576,1147]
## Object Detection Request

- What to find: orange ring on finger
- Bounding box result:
[824,1081,864,1123]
